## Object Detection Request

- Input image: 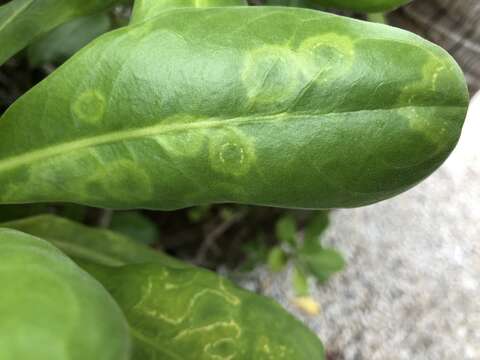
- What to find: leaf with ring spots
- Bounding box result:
[0,7,469,210]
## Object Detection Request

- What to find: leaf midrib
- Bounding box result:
[50,239,126,266]
[0,105,464,173]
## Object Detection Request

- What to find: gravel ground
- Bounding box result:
[240,93,480,360]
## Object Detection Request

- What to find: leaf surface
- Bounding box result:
[110,211,159,245]
[1,214,182,267]
[131,0,248,24]
[27,13,111,66]
[303,211,329,251]
[84,261,325,359]
[0,227,131,360]
[299,247,346,283]
[0,7,469,209]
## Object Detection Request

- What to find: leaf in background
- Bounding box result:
[299,247,345,283]
[187,205,211,223]
[275,215,297,247]
[240,232,268,271]
[265,0,313,6]
[110,211,159,245]
[0,0,118,65]
[0,8,468,210]
[27,13,111,67]
[82,261,326,360]
[131,0,247,24]
[0,228,131,360]
[1,214,182,268]
[310,0,411,12]
[292,264,309,296]
[267,245,287,272]
[303,211,329,251]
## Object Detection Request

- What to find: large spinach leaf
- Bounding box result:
[0,7,468,210]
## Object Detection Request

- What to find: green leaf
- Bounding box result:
[240,232,268,271]
[366,12,387,24]
[310,0,411,12]
[27,13,111,67]
[303,211,329,251]
[82,261,326,359]
[0,0,118,65]
[275,215,297,246]
[131,0,248,24]
[110,211,159,245]
[292,264,310,296]
[219,206,236,221]
[0,7,468,210]
[3,215,325,359]
[1,214,182,268]
[299,247,346,283]
[267,245,287,272]
[0,228,131,360]
[265,0,313,6]
[187,204,212,223]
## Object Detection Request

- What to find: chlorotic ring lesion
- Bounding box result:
[297,32,355,82]
[241,45,304,106]
[208,127,256,177]
[72,90,106,123]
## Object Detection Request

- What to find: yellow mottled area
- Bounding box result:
[256,335,291,359]
[241,34,354,108]
[299,32,354,59]
[298,32,354,82]
[84,159,153,202]
[242,45,304,106]
[404,107,451,148]
[209,127,255,177]
[400,52,453,105]
[422,56,449,91]
[72,90,106,123]
[132,272,245,359]
[154,126,205,158]
[134,274,240,325]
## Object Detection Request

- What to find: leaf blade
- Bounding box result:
[0,0,118,65]
[1,214,182,268]
[0,7,469,210]
[84,261,326,360]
